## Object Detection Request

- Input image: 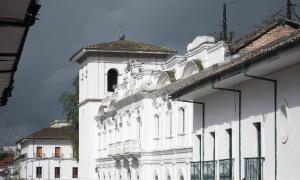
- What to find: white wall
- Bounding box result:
[191,63,300,180]
[19,139,78,180]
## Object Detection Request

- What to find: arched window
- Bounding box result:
[179,108,185,133]
[155,175,159,180]
[107,69,118,92]
[127,168,131,180]
[154,115,160,138]
[167,175,171,180]
[166,111,172,137]
[179,175,184,180]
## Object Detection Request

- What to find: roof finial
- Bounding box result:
[118,23,125,40]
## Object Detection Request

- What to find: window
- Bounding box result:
[55,147,61,158]
[154,115,160,138]
[180,175,184,180]
[197,135,201,162]
[167,175,171,180]
[36,147,42,157]
[254,123,262,158]
[178,108,185,133]
[36,167,42,178]
[73,167,78,178]
[55,167,60,178]
[166,111,172,136]
[127,169,131,180]
[155,175,159,180]
[210,132,216,161]
[107,69,118,92]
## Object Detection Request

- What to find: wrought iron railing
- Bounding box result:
[203,161,216,180]
[190,161,216,180]
[244,157,264,180]
[219,159,233,180]
[191,161,201,180]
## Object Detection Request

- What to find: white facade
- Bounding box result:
[71,20,300,180]
[77,55,168,180]
[16,122,78,180]
[72,35,225,180]
[187,47,300,180]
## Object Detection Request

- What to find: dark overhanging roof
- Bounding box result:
[0,0,41,106]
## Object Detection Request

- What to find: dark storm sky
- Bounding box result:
[0,0,298,145]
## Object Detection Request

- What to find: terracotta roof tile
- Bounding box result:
[17,127,69,143]
[229,19,300,54]
[169,29,300,98]
[85,39,177,53]
[0,155,14,166]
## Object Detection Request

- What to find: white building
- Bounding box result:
[165,19,300,180]
[16,120,78,180]
[71,31,226,180]
[71,18,300,180]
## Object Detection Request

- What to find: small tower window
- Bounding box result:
[107,69,118,92]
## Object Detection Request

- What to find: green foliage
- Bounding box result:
[59,76,79,161]
[193,60,204,71]
[0,152,9,160]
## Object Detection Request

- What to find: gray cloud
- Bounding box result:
[0,0,298,145]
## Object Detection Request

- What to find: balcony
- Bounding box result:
[191,161,201,180]
[124,139,141,154]
[108,140,141,158]
[190,161,216,180]
[244,157,264,180]
[109,142,123,156]
[219,159,233,180]
[202,161,216,180]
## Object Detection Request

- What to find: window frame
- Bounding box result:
[107,69,118,92]
[36,146,42,157]
[55,147,61,158]
[55,167,60,178]
[72,167,78,178]
[36,166,42,178]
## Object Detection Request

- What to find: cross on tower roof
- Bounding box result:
[119,23,125,40]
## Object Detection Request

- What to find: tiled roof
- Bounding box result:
[168,28,300,98]
[71,39,177,61]
[0,155,14,167]
[229,19,300,54]
[85,39,177,53]
[96,20,300,118]
[17,127,69,143]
